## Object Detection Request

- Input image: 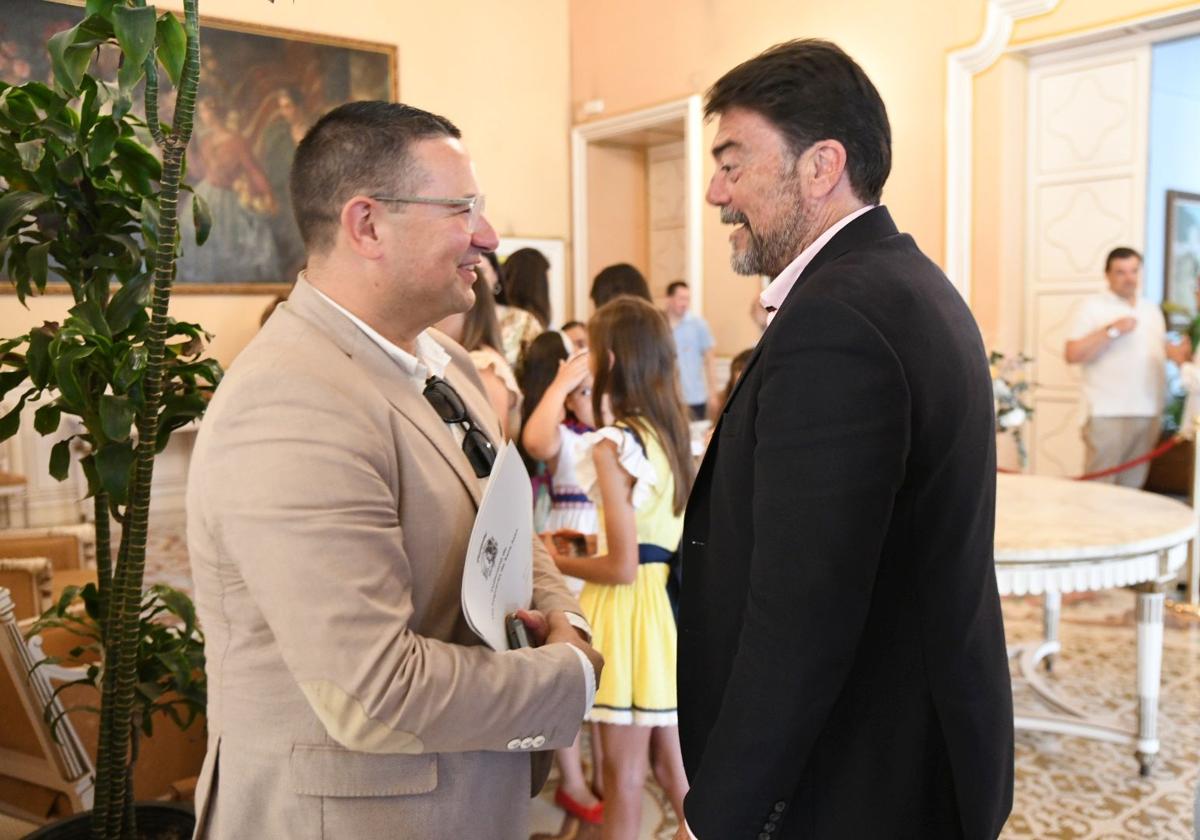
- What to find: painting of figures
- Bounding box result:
[0,0,396,292]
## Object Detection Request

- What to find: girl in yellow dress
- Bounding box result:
[551,296,694,839]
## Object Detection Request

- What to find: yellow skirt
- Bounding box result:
[578,563,677,727]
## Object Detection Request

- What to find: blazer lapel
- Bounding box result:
[774,205,900,320]
[705,207,902,445]
[285,279,487,508]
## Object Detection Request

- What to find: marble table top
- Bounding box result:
[995,474,1195,565]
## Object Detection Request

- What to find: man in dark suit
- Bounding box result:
[675,40,1013,840]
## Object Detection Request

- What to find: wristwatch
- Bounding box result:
[1106,325,1121,339]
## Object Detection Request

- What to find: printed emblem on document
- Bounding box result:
[478,535,499,580]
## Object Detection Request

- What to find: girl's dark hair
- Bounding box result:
[459,269,503,353]
[516,332,570,429]
[589,263,651,308]
[589,297,693,515]
[515,331,570,472]
[500,248,551,327]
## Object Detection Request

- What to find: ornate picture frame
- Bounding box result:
[1164,190,1200,312]
[0,1,397,294]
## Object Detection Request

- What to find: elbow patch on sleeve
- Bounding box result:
[300,679,425,754]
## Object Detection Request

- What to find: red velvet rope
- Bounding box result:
[997,435,1184,481]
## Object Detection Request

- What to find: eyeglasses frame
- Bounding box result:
[371,193,487,233]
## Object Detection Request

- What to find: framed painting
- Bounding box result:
[1164,190,1200,312]
[0,0,397,294]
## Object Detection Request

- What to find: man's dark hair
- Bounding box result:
[590,263,651,308]
[705,39,891,204]
[290,101,461,254]
[1105,247,1142,272]
[561,320,585,332]
[666,280,689,297]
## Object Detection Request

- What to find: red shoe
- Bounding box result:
[555,786,604,824]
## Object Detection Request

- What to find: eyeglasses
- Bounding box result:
[423,375,496,478]
[371,193,487,233]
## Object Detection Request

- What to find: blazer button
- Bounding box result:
[520,737,534,750]
[506,739,521,751]
[768,811,781,822]
[758,833,771,840]
[532,735,546,748]
[773,801,787,813]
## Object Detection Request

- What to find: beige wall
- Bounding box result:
[1,0,571,368]
[8,1,1199,365]
[569,0,1200,355]
[586,143,649,283]
[971,55,1028,354]
[570,0,985,354]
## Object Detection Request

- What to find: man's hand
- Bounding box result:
[516,609,603,682]
[1110,316,1137,336]
[1167,337,1192,365]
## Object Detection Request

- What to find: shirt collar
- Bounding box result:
[759,204,876,321]
[1104,289,1139,309]
[307,276,450,381]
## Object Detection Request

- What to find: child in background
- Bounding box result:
[521,337,599,543]
[517,332,604,824]
[549,296,693,839]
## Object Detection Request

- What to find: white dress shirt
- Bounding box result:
[1066,290,1165,420]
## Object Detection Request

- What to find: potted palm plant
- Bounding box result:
[0,0,219,836]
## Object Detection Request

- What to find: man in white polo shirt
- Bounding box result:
[1064,247,1190,487]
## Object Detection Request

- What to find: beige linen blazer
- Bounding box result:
[186,278,588,839]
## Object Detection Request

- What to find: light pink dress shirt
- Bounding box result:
[758,204,877,325]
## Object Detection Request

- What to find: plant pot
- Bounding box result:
[23,803,195,840]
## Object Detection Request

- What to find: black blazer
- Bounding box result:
[678,207,1013,839]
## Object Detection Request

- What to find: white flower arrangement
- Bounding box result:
[990,351,1035,467]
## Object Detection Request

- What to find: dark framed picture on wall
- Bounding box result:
[1165,190,1200,311]
[0,0,397,294]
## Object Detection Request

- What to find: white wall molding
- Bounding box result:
[571,96,704,319]
[945,0,1061,301]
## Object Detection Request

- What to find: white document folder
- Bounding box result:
[461,441,533,650]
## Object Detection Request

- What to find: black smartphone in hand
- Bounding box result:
[505,613,531,650]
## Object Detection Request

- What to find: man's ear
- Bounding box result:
[340,196,386,259]
[805,139,849,200]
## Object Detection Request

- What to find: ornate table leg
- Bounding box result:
[1133,582,1165,776]
[1042,590,1061,672]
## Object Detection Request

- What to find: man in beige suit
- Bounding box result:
[186,101,603,839]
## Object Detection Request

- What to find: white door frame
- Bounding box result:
[570,96,705,319]
[943,0,1200,301]
[944,0,1062,300]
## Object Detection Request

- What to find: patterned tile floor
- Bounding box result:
[7,513,1197,839]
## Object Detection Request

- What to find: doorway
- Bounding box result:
[570,96,705,319]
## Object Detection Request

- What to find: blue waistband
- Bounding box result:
[638,544,673,565]
[551,492,591,504]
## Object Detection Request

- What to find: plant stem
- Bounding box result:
[94,3,200,835]
[94,490,111,633]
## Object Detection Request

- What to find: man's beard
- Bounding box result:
[721,180,812,278]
